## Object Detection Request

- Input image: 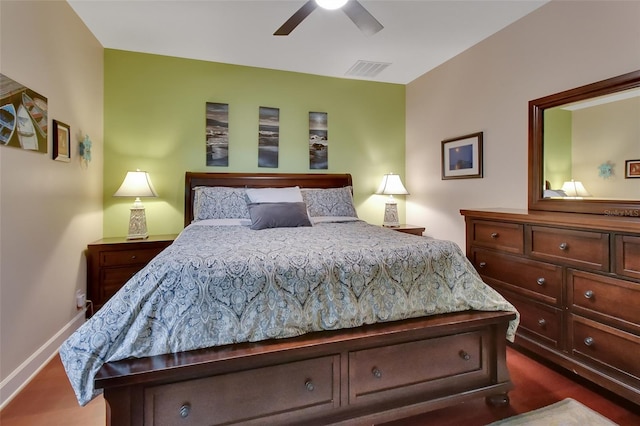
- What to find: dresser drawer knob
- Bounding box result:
[305,380,315,391]
[584,337,595,347]
[479,262,487,268]
[559,242,568,251]
[179,403,191,418]
[459,350,471,361]
[371,367,383,379]
[538,318,546,327]
[536,277,546,286]
[584,290,594,299]
[131,255,137,259]
[490,232,499,239]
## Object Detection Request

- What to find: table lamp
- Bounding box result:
[114,170,158,239]
[561,179,591,198]
[376,173,409,227]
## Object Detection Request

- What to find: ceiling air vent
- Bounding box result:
[345,60,391,78]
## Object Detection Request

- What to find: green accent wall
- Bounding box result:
[104,50,406,237]
[543,107,572,190]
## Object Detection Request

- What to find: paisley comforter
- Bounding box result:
[60,220,518,405]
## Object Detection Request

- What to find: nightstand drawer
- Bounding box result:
[470,220,523,254]
[100,248,164,267]
[528,226,609,271]
[101,267,142,301]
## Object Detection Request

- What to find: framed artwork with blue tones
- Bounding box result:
[441,132,483,180]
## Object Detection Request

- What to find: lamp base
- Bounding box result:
[382,202,400,228]
[126,206,149,240]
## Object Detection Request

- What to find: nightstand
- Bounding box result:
[388,224,425,236]
[86,234,177,315]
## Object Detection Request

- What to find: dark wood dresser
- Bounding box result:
[86,234,176,315]
[461,209,640,405]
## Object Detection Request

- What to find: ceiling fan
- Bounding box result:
[274,0,383,36]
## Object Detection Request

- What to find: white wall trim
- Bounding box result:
[0,310,86,409]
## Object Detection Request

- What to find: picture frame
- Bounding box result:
[441,132,483,179]
[625,159,640,179]
[52,120,71,162]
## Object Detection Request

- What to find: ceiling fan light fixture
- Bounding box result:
[315,0,348,10]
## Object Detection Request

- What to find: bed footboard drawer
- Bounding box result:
[348,330,489,405]
[144,355,340,426]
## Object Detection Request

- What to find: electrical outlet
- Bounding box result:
[76,290,86,309]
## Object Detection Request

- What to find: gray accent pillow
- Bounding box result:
[248,202,312,230]
[301,187,358,217]
[193,186,250,221]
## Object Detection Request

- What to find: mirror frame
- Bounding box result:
[528,69,640,216]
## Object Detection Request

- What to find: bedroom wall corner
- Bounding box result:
[0,1,104,408]
[405,0,640,249]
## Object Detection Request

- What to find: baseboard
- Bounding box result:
[0,309,86,409]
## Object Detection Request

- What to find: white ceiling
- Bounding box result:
[67,0,548,85]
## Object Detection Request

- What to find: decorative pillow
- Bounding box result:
[245,186,303,203]
[301,187,358,217]
[247,202,312,230]
[192,186,250,221]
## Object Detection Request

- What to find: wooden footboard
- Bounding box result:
[96,311,515,426]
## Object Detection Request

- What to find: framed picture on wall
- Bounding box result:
[52,119,71,162]
[441,132,483,180]
[625,159,640,178]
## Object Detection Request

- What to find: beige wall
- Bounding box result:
[406,0,640,249]
[0,1,103,407]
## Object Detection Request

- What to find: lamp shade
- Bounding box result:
[376,173,409,196]
[315,0,348,10]
[561,180,591,197]
[114,170,158,198]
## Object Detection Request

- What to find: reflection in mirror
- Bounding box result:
[543,89,640,201]
[529,69,640,216]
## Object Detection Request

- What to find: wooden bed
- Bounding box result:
[95,172,515,426]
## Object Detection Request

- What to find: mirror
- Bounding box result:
[528,70,640,216]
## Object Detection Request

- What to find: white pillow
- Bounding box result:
[245,186,303,203]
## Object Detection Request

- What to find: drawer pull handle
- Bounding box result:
[584,290,594,299]
[490,232,499,239]
[536,277,546,286]
[459,350,471,361]
[559,242,568,251]
[584,337,595,347]
[479,262,487,268]
[305,380,315,392]
[538,318,546,327]
[371,367,382,379]
[179,403,191,418]
[131,255,137,259]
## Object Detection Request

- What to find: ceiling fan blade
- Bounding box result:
[274,1,318,36]
[342,0,383,36]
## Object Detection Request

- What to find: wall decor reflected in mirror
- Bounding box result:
[528,70,640,216]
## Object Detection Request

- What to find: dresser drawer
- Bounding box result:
[348,330,489,405]
[502,290,562,349]
[144,355,340,426]
[471,248,562,305]
[615,235,640,280]
[100,247,164,267]
[528,226,609,271]
[470,220,524,254]
[568,269,640,334]
[571,316,640,382]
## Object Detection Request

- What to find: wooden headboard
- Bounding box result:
[184,172,353,227]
